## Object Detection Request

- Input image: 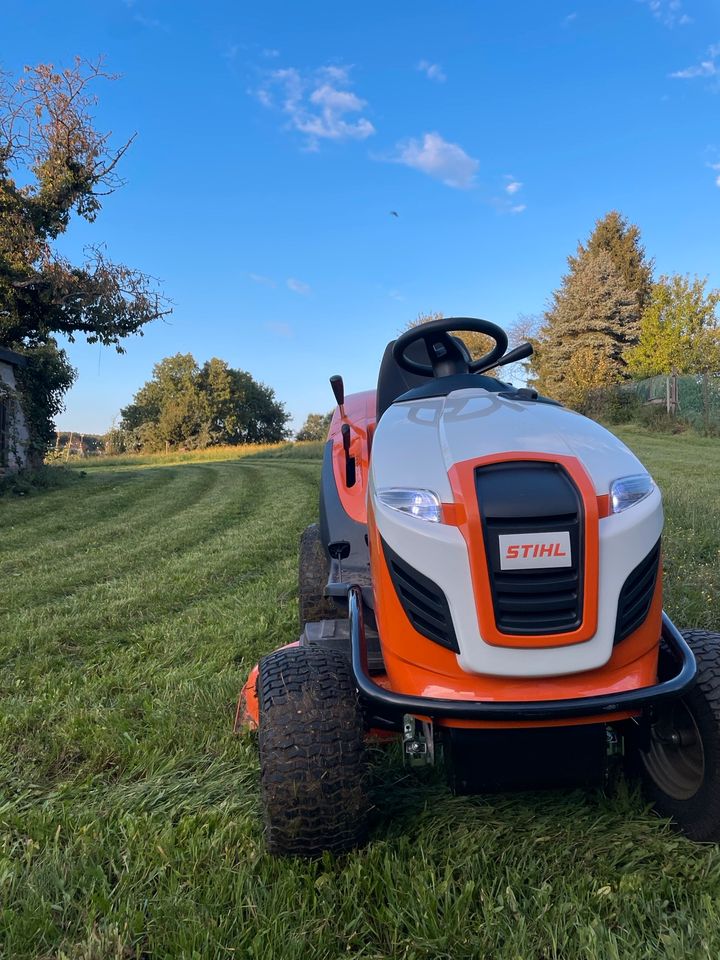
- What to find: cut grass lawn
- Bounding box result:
[1,430,720,959]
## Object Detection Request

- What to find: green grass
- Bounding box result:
[1,433,720,959]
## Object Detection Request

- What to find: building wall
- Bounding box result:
[0,360,30,473]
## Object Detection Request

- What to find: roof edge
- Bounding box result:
[0,347,27,368]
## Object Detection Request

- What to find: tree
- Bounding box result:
[0,58,170,460]
[571,210,654,315]
[627,275,720,377]
[120,354,290,451]
[529,212,653,402]
[533,250,637,406]
[296,411,333,441]
[560,347,617,412]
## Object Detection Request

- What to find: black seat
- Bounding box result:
[376,336,472,421]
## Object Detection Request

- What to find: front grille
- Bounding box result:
[381,538,459,652]
[476,463,584,637]
[614,540,661,644]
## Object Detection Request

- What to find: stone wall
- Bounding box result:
[0,360,30,473]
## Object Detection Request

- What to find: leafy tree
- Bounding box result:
[120,354,290,451]
[0,58,169,458]
[560,347,617,412]
[13,339,76,463]
[533,250,637,405]
[571,210,654,315]
[627,275,720,377]
[296,411,333,441]
[529,212,653,402]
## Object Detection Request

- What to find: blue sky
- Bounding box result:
[3,0,720,433]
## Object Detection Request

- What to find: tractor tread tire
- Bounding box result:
[298,523,336,624]
[258,646,369,856]
[643,629,720,842]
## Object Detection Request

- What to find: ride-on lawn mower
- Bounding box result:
[238,317,720,857]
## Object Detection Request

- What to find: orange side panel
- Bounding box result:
[328,389,376,526]
[448,453,600,648]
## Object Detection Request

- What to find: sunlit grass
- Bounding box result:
[70,439,325,469]
[1,433,719,958]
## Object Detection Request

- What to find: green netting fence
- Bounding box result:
[610,374,720,430]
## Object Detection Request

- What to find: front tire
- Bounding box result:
[641,629,720,841]
[257,646,369,856]
[298,523,336,624]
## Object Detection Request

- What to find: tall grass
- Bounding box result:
[73,439,325,470]
[1,433,719,958]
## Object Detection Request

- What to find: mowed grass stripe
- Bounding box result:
[2,439,720,959]
[0,463,223,577]
[1,461,315,619]
[0,461,317,793]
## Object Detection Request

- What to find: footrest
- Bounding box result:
[301,619,385,674]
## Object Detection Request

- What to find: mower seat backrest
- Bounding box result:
[376,336,472,422]
[376,340,431,422]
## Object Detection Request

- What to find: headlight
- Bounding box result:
[376,488,442,523]
[610,474,654,514]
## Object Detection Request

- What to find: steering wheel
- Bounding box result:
[392,316,508,378]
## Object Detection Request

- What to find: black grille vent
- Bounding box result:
[614,540,661,644]
[476,463,584,637]
[381,538,459,652]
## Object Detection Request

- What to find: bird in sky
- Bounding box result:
[389,210,399,217]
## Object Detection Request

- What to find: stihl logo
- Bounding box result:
[498,531,572,570]
[506,543,567,560]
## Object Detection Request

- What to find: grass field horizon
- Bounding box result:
[2,427,720,958]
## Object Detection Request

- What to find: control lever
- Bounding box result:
[341,423,356,488]
[330,375,345,416]
[328,541,351,581]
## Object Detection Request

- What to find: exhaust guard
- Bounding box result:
[348,586,697,722]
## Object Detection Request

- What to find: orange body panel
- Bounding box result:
[328,390,376,525]
[448,453,600,648]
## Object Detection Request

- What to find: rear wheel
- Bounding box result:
[298,523,336,624]
[641,629,720,841]
[257,646,369,856]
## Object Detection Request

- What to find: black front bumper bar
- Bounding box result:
[348,586,697,722]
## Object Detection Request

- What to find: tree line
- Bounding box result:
[106,354,289,453]
[296,210,720,438]
[526,211,720,409]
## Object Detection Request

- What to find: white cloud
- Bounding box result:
[266,321,293,338]
[638,0,691,28]
[254,64,374,148]
[417,60,447,83]
[287,277,311,295]
[709,161,720,187]
[133,12,168,30]
[671,43,720,79]
[248,273,276,287]
[562,12,578,26]
[388,290,405,302]
[510,204,527,214]
[504,177,523,195]
[263,48,280,58]
[391,132,478,189]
